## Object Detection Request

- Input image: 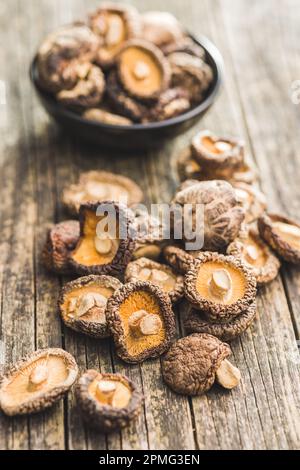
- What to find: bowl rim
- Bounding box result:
[30,34,224,131]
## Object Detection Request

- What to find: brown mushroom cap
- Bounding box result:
[183,300,257,342]
[58,275,123,338]
[69,201,135,276]
[75,370,143,432]
[162,37,206,59]
[162,334,231,395]
[37,24,100,94]
[258,213,300,265]
[191,130,244,171]
[0,348,78,416]
[147,87,190,122]
[62,170,144,215]
[170,52,213,104]
[106,281,176,363]
[163,245,202,274]
[89,3,141,69]
[117,39,171,101]
[172,180,245,252]
[125,257,184,303]
[56,64,105,109]
[184,252,257,322]
[42,220,80,274]
[141,11,184,48]
[227,227,280,285]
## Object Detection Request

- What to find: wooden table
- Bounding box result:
[1,0,300,450]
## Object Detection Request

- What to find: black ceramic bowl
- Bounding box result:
[30,35,223,151]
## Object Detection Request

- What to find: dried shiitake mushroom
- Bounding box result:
[258,213,300,265]
[76,370,143,432]
[163,37,206,59]
[62,170,143,215]
[58,275,122,338]
[148,87,190,122]
[162,334,241,395]
[176,146,257,185]
[169,52,213,104]
[0,348,78,416]
[117,39,171,101]
[125,258,184,304]
[163,245,202,274]
[83,107,132,125]
[69,201,135,276]
[37,24,100,94]
[132,209,167,261]
[233,182,267,224]
[141,11,184,49]
[191,130,244,171]
[89,3,141,69]
[106,281,175,363]
[42,220,80,274]
[106,69,149,122]
[183,300,257,342]
[56,64,105,109]
[184,252,256,322]
[172,180,245,252]
[227,227,280,285]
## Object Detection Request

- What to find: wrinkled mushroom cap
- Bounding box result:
[233,182,267,224]
[58,274,123,338]
[162,333,231,395]
[62,170,143,215]
[0,348,78,416]
[106,281,175,363]
[258,213,300,265]
[117,39,171,101]
[163,245,202,274]
[172,180,245,251]
[184,252,257,322]
[69,201,135,277]
[37,24,100,93]
[75,370,143,432]
[42,220,80,274]
[125,257,184,303]
[227,227,280,285]
[183,300,257,342]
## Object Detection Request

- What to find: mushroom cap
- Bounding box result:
[75,370,143,432]
[233,182,267,224]
[89,3,141,69]
[183,301,257,342]
[147,87,190,122]
[163,245,201,274]
[141,11,184,48]
[0,348,78,416]
[69,201,136,276]
[117,39,171,101]
[227,227,280,285]
[125,257,184,304]
[191,130,245,171]
[162,333,231,395]
[62,170,143,215]
[106,281,176,363]
[42,220,80,274]
[172,180,245,251]
[56,64,105,110]
[184,252,257,322]
[37,23,100,94]
[258,212,300,265]
[58,275,123,338]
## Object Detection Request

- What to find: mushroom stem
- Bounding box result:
[209,269,232,301]
[129,310,162,336]
[215,359,241,390]
[96,380,117,404]
[29,364,49,389]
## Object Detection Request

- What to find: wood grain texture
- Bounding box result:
[0,0,300,450]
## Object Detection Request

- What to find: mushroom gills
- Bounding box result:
[273,221,300,248]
